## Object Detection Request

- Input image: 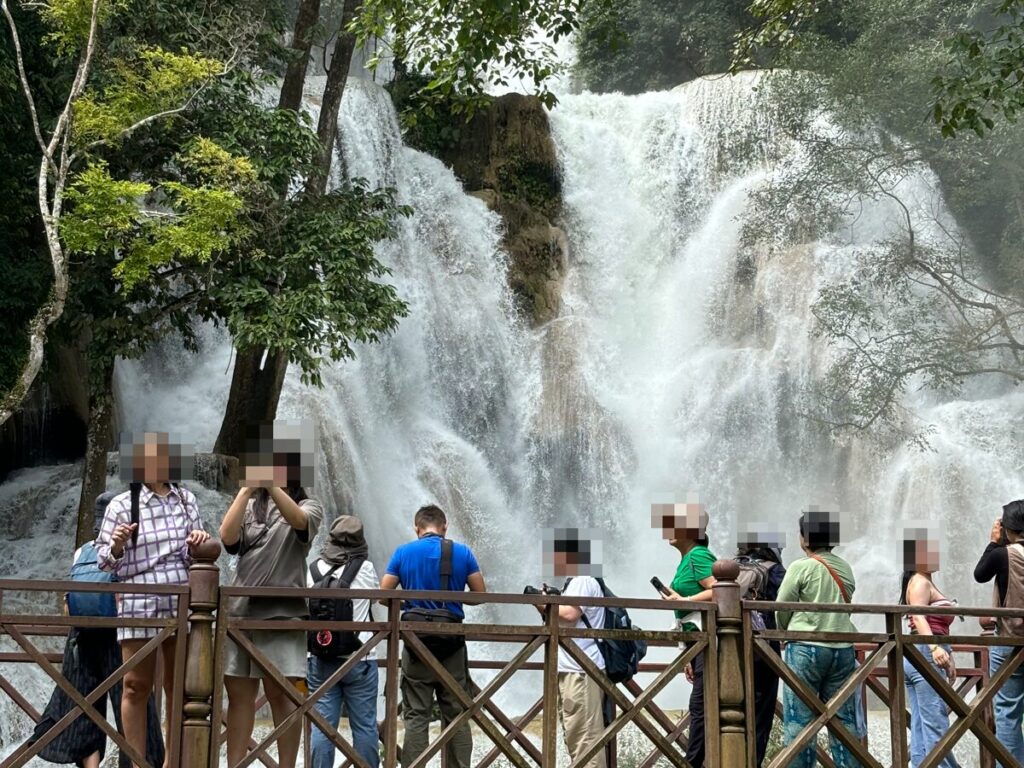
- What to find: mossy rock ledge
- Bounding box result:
[440,93,568,326]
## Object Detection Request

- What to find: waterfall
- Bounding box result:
[2,71,1023,762]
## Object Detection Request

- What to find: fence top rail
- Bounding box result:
[0,579,190,595]
[219,586,713,612]
[754,600,1024,619]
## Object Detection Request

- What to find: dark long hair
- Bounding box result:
[899,533,918,605]
[898,571,915,605]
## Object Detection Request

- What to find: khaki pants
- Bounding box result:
[558,671,607,768]
[400,645,472,768]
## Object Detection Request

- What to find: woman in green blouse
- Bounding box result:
[654,502,717,768]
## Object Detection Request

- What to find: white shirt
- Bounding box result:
[558,576,606,673]
[307,558,379,655]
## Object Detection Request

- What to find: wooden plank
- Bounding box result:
[0,671,42,722]
[167,593,190,768]
[886,613,907,767]
[742,611,757,768]
[383,600,401,768]
[703,609,721,768]
[542,607,559,768]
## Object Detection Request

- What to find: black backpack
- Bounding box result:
[570,577,647,683]
[735,556,784,631]
[308,558,368,659]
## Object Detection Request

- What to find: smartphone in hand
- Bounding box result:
[650,576,670,596]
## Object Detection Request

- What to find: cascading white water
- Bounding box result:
[3,71,1023,764]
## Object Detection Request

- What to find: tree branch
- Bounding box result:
[1,0,48,157]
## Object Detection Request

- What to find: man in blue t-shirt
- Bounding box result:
[380,505,485,768]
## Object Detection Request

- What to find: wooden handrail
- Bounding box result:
[7,559,1024,768]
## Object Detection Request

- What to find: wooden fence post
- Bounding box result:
[712,560,747,768]
[182,540,221,768]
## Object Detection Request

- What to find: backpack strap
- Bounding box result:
[810,555,851,603]
[439,538,453,588]
[311,561,344,585]
[572,577,605,629]
[337,558,365,589]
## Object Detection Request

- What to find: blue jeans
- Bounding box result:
[904,647,960,768]
[307,656,380,768]
[783,643,866,768]
[991,645,1024,768]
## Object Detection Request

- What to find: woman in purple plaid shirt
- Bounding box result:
[95,432,210,768]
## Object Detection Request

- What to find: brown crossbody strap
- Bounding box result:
[810,555,851,604]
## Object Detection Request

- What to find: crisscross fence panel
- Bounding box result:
[0,579,191,768]
[214,585,715,768]
[747,598,1024,768]
[5,550,1024,768]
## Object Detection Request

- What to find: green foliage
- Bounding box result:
[933,0,1024,136]
[386,68,464,156]
[353,0,592,114]
[61,148,248,288]
[575,0,752,93]
[73,47,222,146]
[41,0,125,56]
[212,183,411,384]
[740,0,1024,138]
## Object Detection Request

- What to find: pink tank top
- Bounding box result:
[908,597,954,636]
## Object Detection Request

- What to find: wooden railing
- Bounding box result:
[3,551,1024,767]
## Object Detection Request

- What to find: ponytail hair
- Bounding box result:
[129,482,142,546]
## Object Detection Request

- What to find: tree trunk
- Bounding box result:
[278,0,323,112]
[76,358,116,546]
[306,0,361,196]
[213,346,290,458]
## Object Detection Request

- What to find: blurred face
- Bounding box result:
[243,448,299,488]
[137,432,170,483]
[906,536,941,574]
[552,549,580,578]
[652,502,707,546]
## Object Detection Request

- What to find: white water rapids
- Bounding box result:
[2,72,1022,764]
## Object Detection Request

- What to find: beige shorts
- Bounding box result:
[225,629,307,679]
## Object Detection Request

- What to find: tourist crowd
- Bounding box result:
[24,429,1024,768]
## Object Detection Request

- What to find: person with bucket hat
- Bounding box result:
[305,516,380,768]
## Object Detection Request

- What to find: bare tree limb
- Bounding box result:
[1,0,48,157]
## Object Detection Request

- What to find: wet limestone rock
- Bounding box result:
[441,94,567,326]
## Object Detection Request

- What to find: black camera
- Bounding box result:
[523,584,561,596]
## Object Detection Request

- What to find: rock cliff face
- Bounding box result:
[439,94,567,326]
